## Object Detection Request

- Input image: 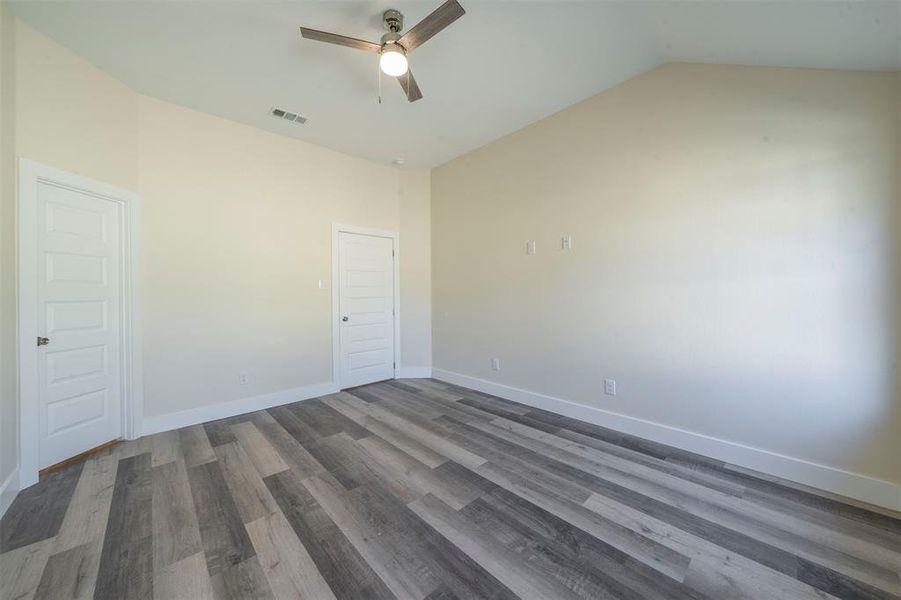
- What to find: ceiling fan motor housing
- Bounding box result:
[383,9,404,33]
[380,31,403,49]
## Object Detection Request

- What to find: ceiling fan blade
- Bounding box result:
[398,0,465,53]
[300,27,381,53]
[398,70,423,102]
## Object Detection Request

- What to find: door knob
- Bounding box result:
[342,316,349,322]
[37,336,50,347]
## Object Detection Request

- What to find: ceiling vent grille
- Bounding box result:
[270,107,307,125]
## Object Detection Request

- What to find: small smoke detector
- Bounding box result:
[270,107,307,125]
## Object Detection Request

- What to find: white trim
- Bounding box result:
[142,381,339,436]
[331,223,401,390]
[395,367,432,379]
[16,159,143,489]
[0,468,19,520]
[432,369,901,511]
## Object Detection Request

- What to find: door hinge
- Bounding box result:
[392,249,395,257]
[393,362,396,368]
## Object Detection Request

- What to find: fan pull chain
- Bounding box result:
[378,61,383,104]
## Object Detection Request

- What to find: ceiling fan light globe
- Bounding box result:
[379,47,408,77]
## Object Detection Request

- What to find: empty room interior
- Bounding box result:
[0,0,899,598]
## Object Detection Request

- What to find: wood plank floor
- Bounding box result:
[2,378,899,600]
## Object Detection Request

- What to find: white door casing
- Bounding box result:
[18,160,142,486]
[332,225,399,389]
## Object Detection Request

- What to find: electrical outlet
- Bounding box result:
[318,279,329,290]
[604,378,616,396]
[526,241,536,255]
[491,358,501,371]
[562,235,572,250]
[239,373,249,385]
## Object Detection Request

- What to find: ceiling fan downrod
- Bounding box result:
[383,9,404,34]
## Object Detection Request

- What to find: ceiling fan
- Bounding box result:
[300,0,466,102]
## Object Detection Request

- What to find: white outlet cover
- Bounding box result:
[562,235,573,250]
[318,279,329,289]
[491,358,501,371]
[604,378,616,395]
[526,241,536,255]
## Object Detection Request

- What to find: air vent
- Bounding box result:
[271,107,307,125]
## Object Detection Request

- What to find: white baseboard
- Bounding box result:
[432,369,901,512]
[396,367,433,379]
[0,468,19,520]
[141,370,432,438]
[142,381,339,436]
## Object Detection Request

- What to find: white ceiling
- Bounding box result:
[11,1,901,168]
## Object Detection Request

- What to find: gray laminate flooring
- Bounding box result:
[2,378,899,599]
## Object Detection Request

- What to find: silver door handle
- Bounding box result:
[342,316,349,322]
[37,336,50,347]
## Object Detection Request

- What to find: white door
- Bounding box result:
[36,181,123,468]
[337,232,395,388]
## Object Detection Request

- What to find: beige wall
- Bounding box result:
[433,63,900,486]
[10,22,432,429]
[15,22,137,191]
[895,73,901,480]
[138,97,430,418]
[398,169,433,371]
[0,1,17,485]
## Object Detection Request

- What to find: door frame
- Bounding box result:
[17,159,143,488]
[331,223,399,390]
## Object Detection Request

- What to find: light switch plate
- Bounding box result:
[526,241,536,255]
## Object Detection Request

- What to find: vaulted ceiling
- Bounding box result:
[11,1,900,167]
